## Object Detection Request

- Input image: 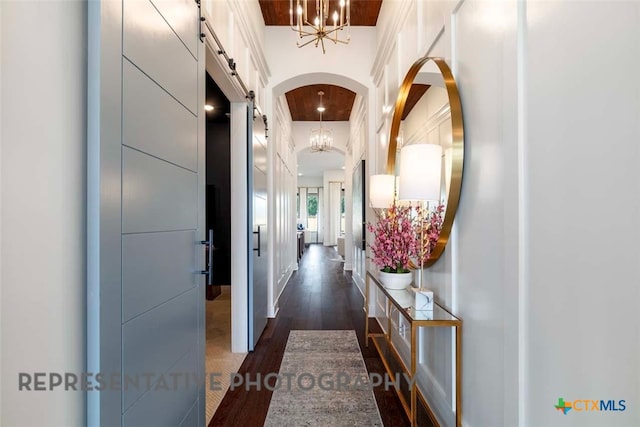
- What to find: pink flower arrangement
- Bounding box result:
[367,203,416,273]
[367,202,444,273]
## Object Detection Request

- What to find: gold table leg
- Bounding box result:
[411,323,417,427]
[456,325,462,427]
[365,276,369,347]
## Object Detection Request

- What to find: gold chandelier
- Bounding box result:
[289,0,351,54]
[310,91,333,152]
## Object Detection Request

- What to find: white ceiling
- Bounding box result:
[297,147,345,178]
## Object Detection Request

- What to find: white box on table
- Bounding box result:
[410,288,434,311]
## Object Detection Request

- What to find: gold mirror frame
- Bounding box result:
[386,57,464,268]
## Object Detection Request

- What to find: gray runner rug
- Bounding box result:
[264,330,383,426]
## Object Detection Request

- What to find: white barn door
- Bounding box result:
[249,112,268,350]
[87,0,205,425]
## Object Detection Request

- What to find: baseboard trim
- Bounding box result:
[271,268,293,317]
[352,274,365,299]
[416,363,454,427]
[268,305,280,319]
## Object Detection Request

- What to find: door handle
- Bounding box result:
[200,229,214,286]
[253,225,261,257]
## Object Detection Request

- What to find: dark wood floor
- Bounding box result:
[209,244,409,426]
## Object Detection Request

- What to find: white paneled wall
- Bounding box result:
[202,0,269,112]
[349,95,368,296]
[269,96,297,316]
[374,1,640,427]
[372,1,519,425]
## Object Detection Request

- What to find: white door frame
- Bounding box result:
[203,25,250,354]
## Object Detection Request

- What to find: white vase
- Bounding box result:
[378,270,413,290]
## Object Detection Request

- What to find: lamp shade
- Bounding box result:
[398,144,442,202]
[369,174,395,208]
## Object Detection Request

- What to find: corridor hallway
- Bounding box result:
[209,245,409,426]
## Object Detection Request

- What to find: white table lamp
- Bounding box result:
[398,144,442,203]
[397,143,442,291]
[370,174,396,209]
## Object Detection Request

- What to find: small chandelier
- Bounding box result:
[289,0,351,54]
[310,91,333,152]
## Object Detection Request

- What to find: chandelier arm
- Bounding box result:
[297,37,322,48]
[292,27,322,37]
[298,31,324,38]
[294,26,324,37]
[321,25,347,36]
[318,37,348,46]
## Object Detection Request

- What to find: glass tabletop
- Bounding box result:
[368,270,460,324]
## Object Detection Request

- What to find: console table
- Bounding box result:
[365,270,462,427]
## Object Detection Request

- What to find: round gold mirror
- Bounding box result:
[387,57,464,268]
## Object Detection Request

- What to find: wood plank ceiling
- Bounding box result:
[402,84,431,120]
[285,84,356,121]
[259,0,383,26]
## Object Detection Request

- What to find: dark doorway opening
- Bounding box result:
[206,72,231,300]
